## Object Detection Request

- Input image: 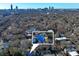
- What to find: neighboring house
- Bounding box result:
[55,37,68,41]
[3,42,9,49]
[68,51,79,56]
[24,31,32,39]
[0,40,9,50]
[0,40,3,49]
[64,44,79,56]
[55,37,69,45]
[0,40,4,52]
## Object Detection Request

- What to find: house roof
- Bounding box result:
[55,37,67,41]
[68,51,79,56]
[48,30,53,32]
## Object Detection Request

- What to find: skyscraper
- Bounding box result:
[11,4,13,10]
[15,6,18,10]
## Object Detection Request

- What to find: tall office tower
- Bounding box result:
[11,4,13,10]
[15,6,18,10]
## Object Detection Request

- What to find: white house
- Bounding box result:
[55,37,68,41]
[0,40,4,52]
[68,51,79,56]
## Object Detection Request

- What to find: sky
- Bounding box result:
[0,3,79,9]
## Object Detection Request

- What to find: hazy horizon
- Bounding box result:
[0,3,79,9]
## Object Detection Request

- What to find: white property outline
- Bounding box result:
[32,31,54,45]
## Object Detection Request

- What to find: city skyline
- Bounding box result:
[0,3,79,9]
